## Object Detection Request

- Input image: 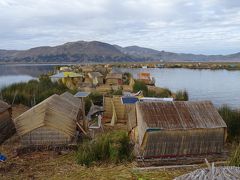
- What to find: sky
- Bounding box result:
[0,0,240,55]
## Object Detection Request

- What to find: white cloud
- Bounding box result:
[0,0,240,54]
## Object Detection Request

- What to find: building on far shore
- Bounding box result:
[105,73,123,85]
[137,72,155,86]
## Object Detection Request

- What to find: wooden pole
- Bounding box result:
[82,97,88,131]
[76,122,88,136]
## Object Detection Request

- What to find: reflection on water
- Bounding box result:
[0,64,55,77]
[0,64,56,89]
[117,68,240,108]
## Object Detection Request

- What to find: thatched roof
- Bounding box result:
[14,94,80,137]
[60,92,82,108]
[0,100,14,145]
[88,72,103,78]
[0,100,10,113]
[136,101,227,130]
[106,73,123,79]
[175,166,240,180]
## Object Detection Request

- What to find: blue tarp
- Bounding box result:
[121,96,139,104]
[0,154,6,162]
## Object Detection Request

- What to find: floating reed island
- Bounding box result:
[0,63,240,180]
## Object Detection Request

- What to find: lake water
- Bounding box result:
[116,68,240,108]
[0,64,55,89]
[0,64,240,108]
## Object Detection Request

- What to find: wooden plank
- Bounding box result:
[76,122,88,136]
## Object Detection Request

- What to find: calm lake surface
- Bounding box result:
[0,64,55,88]
[116,68,240,108]
[0,64,240,108]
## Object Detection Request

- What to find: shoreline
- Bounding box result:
[1,61,240,70]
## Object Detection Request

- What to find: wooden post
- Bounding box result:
[82,97,88,131]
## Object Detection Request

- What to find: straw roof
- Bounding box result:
[81,66,94,72]
[106,73,123,79]
[15,94,80,137]
[88,72,103,78]
[175,166,240,180]
[60,92,82,108]
[136,101,227,130]
[0,100,10,113]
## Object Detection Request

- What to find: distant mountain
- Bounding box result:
[0,41,134,63]
[0,41,240,63]
[115,45,229,61]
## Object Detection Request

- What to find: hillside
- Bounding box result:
[0,41,240,63]
[0,41,133,63]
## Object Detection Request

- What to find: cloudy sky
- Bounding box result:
[0,0,240,54]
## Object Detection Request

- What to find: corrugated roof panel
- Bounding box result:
[174,101,195,129]
[136,101,226,130]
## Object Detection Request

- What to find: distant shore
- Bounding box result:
[1,61,240,70]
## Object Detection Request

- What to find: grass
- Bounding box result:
[229,144,240,167]
[147,88,172,98]
[175,89,189,101]
[0,75,72,106]
[123,72,132,85]
[133,80,148,96]
[218,106,240,142]
[133,80,174,98]
[76,131,133,166]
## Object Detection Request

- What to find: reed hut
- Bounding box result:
[88,72,104,86]
[50,72,84,89]
[103,96,136,124]
[0,100,15,144]
[14,94,81,146]
[137,72,155,85]
[81,66,94,73]
[96,85,112,94]
[60,92,83,121]
[105,73,123,85]
[131,101,227,159]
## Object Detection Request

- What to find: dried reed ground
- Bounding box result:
[0,147,199,180]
